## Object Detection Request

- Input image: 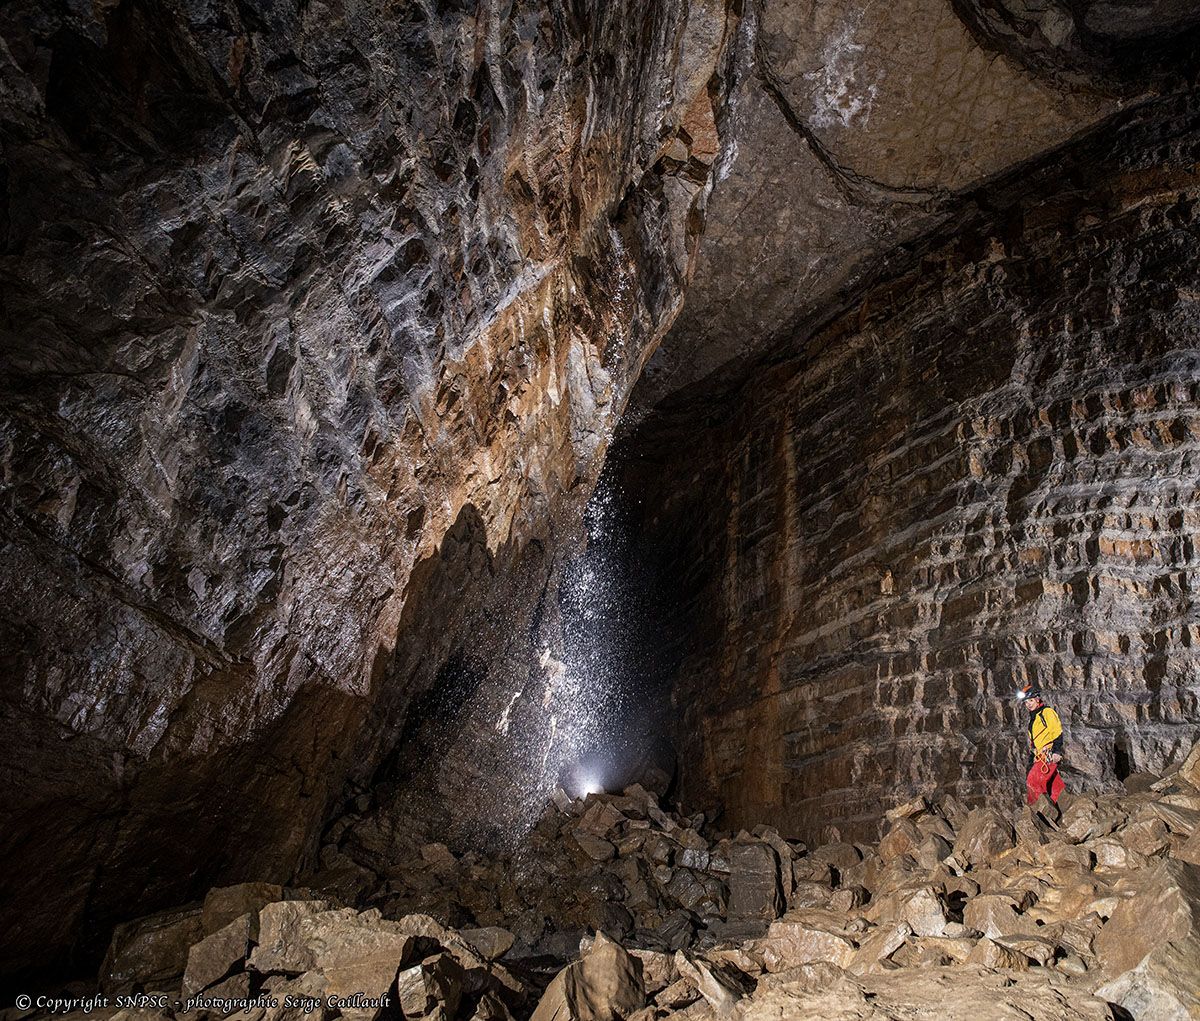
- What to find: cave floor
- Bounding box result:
[52,744,1200,1021]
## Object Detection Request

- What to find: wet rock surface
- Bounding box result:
[31,743,1200,1021]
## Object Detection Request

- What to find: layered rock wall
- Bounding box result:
[620,93,1200,842]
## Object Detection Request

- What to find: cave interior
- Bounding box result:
[3,0,1200,1017]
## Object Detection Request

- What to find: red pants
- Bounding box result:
[1026,759,1065,805]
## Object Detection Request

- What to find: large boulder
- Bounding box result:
[952,808,1016,866]
[727,844,783,921]
[100,905,203,993]
[247,901,336,974]
[1095,860,1200,977]
[529,932,645,1021]
[753,917,857,972]
[182,913,255,999]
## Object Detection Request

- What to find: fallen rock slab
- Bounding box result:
[100,905,203,994]
[182,912,255,999]
[529,932,645,1021]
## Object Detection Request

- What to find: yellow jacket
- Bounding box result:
[1030,706,1063,755]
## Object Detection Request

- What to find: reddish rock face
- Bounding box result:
[616,92,1200,843]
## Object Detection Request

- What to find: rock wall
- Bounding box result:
[629,0,1200,423]
[0,0,738,977]
[618,91,1200,844]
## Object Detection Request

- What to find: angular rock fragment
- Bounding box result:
[182,912,255,999]
[529,932,645,1021]
[100,905,204,994]
[247,901,334,974]
[966,937,1030,970]
[727,844,782,921]
[460,926,516,961]
[673,953,749,1014]
[396,953,465,1021]
[962,894,1028,939]
[953,808,1016,865]
[1094,859,1200,977]
[754,917,857,972]
[847,921,912,976]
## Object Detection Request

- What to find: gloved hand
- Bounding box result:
[1049,753,1063,763]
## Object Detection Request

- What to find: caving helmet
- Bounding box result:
[1015,683,1042,703]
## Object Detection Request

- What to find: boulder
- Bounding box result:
[993,934,1057,967]
[847,921,911,976]
[100,905,204,993]
[460,927,516,961]
[897,887,949,937]
[1095,937,1200,1020]
[910,935,977,965]
[1177,738,1200,790]
[529,932,645,1021]
[952,808,1016,865]
[1060,797,1122,843]
[1095,859,1200,977]
[915,815,957,844]
[182,912,254,999]
[578,802,627,839]
[1089,838,1149,872]
[253,906,412,1017]
[1122,816,1170,857]
[202,884,284,937]
[885,797,928,822]
[262,972,333,1021]
[754,918,857,972]
[913,835,953,871]
[673,953,748,1014]
[248,900,333,974]
[828,887,867,914]
[788,881,833,910]
[877,819,922,864]
[573,833,617,862]
[808,843,862,872]
[629,950,678,996]
[727,844,782,921]
[965,937,1029,971]
[962,894,1028,939]
[395,953,465,1021]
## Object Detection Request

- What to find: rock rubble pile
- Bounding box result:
[50,741,1200,1021]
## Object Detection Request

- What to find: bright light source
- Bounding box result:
[579,774,603,797]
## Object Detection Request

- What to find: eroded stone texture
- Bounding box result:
[0,0,738,975]
[618,92,1200,842]
[627,0,1163,420]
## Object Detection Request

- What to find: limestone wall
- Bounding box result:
[621,93,1200,842]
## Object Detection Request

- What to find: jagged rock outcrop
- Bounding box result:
[629,0,1200,419]
[616,88,1200,841]
[0,0,738,977]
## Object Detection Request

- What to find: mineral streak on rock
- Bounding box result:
[617,90,1200,843]
[0,0,738,974]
